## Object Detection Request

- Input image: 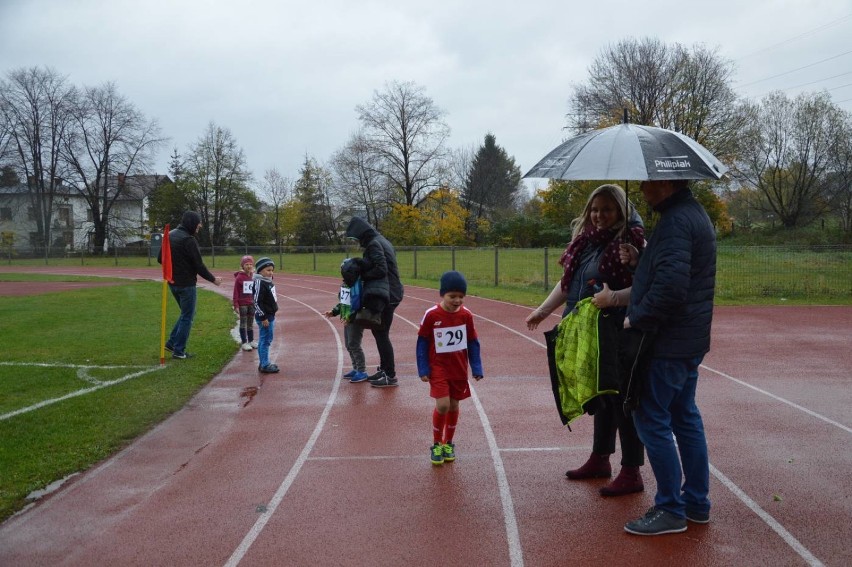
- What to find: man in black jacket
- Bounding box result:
[345,216,404,388]
[623,180,715,536]
[158,211,222,359]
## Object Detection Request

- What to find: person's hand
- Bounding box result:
[323,310,333,318]
[262,319,270,328]
[525,308,548,330]
[623,316,631,329]
[420,375,430,382]
[473,375,483,381]
[619,244,639,267]
[592,282,616,309]
[213,276,223,286]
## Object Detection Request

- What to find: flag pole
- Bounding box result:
[160,224,173,366]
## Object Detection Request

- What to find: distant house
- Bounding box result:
[0,174,171,253]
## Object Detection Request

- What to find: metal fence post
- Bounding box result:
[494,246,499,287]
[544,247,549,290]
[413,246,418,279]
[451,246,456,271]
[313,244,317,271]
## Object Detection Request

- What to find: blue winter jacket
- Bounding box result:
[628,188,716,358]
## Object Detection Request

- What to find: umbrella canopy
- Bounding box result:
[524,123,727,181]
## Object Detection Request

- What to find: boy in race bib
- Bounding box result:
[416,271,484,466]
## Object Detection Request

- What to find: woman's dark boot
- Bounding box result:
[565,453,612,480]
[599,466,644,496]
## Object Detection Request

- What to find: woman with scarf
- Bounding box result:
[525,184,646,497]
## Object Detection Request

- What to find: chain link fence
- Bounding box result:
[4,243,851,302]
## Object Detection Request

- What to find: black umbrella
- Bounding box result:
[524,123,728,182]
[524,120,727,235]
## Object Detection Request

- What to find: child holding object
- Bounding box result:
[232,255,257,351]
[253,257,280,374]
[416,271,484,466]
[324,258,369,383]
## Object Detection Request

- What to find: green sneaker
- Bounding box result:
[442,442,456,462]
[431,443,444,466]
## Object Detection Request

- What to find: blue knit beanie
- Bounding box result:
[255,257,275,273]
[439,270,467,296]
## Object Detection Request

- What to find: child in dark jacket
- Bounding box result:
[324,258,369,382]
[253,257,279,374]
[232,255,256,351]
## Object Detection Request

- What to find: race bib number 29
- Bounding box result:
[434,324,467,353]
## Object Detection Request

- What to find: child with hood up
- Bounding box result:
[233,255,257,351]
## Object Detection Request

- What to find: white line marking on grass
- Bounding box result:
[224,295,344,567]
[709,463,825,566]
[701,364,852,434]
[0,365,165,421]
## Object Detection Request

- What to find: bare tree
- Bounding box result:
[62,82,165,251]
[0,66,76,253]
[825,113,852,232]
[330,130,391,226]
[260,167,291,246]
[569,38,748,161]
[183,122,252,247]
[355,80,450,209]
[736,91,846,227]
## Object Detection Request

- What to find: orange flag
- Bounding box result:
[162,224,173,283]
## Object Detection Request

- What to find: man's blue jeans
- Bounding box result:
[632,356,710,518]
[168,285,197,355]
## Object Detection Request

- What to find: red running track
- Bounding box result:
[0,268,850,566]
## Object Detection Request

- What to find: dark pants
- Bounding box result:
[167,284,197,355]
[370,302,398,378]
[592,394,645,467]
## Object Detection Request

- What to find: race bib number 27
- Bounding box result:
[434,324,467,353]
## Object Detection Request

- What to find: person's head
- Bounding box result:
[180,211,202,235]
[344,216,377,247]
[639,179,688,208]
[255,257,275,278]
[240,255,255,274]
[439,270,467,312]
[571,184,627,239]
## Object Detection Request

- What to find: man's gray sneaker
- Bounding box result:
[624,507,687,536]
[686,509,710,524]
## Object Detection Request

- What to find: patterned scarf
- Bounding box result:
[559,225,645,292]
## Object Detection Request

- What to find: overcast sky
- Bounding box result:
[2,0,850,193]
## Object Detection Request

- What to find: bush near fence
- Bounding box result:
[4,244,851,304]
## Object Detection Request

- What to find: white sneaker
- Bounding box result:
[241,343,252,351]
[250,341,259,349]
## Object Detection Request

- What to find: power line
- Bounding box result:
[735,13,852,61]
[737,50,852,88]
[777,70,852,91]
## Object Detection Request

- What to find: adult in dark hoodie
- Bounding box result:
[345,216,404,387]
[157,211,222,358]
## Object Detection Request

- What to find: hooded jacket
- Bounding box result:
[233,270,254,309]
[157,211,216,287]
[627,188,716,358]
[344,217,403,305]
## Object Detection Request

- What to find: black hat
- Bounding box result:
[439,270,467,296]
[255,257,275,273]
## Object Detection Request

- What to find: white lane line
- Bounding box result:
[469,382,524,567]
[709,463,824,567]
[701,364,852,434]
[1,366,165,421]
[224,295,344,567]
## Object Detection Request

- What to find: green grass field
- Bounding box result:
[0,277,235,521]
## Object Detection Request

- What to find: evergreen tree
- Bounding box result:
[463,133,522,243]
[293,156,336,245]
